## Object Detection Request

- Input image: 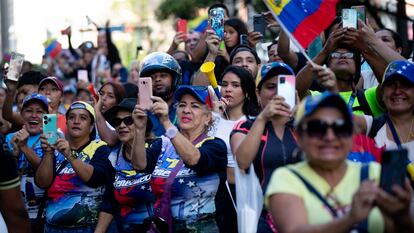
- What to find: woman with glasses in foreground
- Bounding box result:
[131,85,227,232]
[265,92,413,233]
[95,98,159,233]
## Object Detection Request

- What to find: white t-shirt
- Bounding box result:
[361,69,379,90]
[364,115,414,162]
[210,112,246,168]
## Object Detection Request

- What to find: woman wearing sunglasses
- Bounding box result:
[95,98,158,233]
[265,92,413,233]
[230,62,300,232]
[131,85,227,232]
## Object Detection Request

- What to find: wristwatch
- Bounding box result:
[164,126,178,140]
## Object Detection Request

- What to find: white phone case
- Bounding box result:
[277,75,296,110]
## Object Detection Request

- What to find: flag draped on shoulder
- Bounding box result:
[263,0,339,49]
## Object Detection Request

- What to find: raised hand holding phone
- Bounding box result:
[43,114,58,145]
[380,149,408,195]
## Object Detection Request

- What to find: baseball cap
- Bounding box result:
[66,101,96,122]
[22,93,49,112]
[39,76,64,92]
[230,45,261,65]
[258,62,294,89]
[103,98,137,121]
[382,60,414,85]
[294,92,352,128]
[174,85,212,109]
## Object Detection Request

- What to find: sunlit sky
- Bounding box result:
[13,0,118,63]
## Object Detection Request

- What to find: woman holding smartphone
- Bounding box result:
[266,92,413,233]
[131,85,227,232]
[95,98,159,233]
[94,81,126,146]
[210,65,260,232]
[230,62,300,232]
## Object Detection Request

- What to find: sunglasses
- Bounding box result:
[110,116,134,127]
[301,119,352,138]
[330,52,354,59]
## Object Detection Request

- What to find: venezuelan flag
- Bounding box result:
[44,39,62,59]
[264,0,339,49]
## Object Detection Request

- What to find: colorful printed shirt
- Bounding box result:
[45,139,113,227]
[103,139,161,225]
[145,136,227,230]
[5,133,44,219]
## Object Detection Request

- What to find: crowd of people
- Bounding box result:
[1,1,414,233]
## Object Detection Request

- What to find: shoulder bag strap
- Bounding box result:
[356,164,370,233]
[386,114,403,149]
[288,168,338,217]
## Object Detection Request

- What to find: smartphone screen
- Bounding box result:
[43,114,58,145]
[6,52,25,82]
[138,77,153,110]
[209,8,225,40]
[380,149,408,194]
[342,9,357,29]
[253,14,267,37]
[77,70,89,83]
[351,6,366,24]
[277,75,296,110]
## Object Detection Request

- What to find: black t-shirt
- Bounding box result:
[0,135,20,190]
[231,119,299,192]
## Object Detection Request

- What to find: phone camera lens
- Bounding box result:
[280,77,285,83]
[44,116,48,120]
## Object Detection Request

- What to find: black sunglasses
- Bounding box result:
[301,119,352,138]
[110,116,134,127]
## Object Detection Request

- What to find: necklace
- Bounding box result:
[390,117,414,143]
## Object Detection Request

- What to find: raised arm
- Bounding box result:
[3,80,24,126]
[166,32,186,55]
[35,135,56,188]
[193,29,220,86]
[131,104,149,170]
[94,99,118,146]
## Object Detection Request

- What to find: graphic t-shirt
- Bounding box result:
[146,136,227,229]
[106,140,161,225]
[45,140,112,227]
[265,161,384,233]
[5,133,44,219]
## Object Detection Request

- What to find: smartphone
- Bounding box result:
[177,19,188,35]
[43,114,58,145]
[380,149,408,195]
[77,70,89,83]
[342,9,358,29]
[277,75,296,110]
[240,34,248,46]
[138,77,153,109]
[6,52,25,82]
[351,6,366,24]
[253,14,266,38]
[209,7,225,40]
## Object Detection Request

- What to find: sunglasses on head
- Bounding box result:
[110,116,134,127]
[330,52,354,59]
[301,119,352,138]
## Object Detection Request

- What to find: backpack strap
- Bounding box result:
[368,115,387,139]
[353,90,373,116]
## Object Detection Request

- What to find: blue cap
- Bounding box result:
[174,85,212,109]
[259,62,294,88]
[22,93,49,112]
[383,60,414,85]
[294,92,352,128]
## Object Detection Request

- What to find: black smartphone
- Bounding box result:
[380,149,408,194]
[253,14,266,37]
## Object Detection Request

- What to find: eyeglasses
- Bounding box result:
[330,52,354,59]
[110,116,134,127]
[301,119,352,138]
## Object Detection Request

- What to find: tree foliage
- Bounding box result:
[156,0,216,20]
